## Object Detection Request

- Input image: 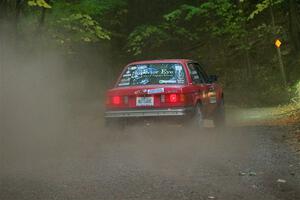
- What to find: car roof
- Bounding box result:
[127,59,195,65]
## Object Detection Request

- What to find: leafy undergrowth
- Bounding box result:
[275,103,300,123]
[272,103,300,153]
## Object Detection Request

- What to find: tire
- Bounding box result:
[213,99,225,128]
[192,103,205,129]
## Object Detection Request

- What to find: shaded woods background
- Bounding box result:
[1,0,300,106]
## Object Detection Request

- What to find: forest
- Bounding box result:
[1,0,300,106]
[1,2,300,200]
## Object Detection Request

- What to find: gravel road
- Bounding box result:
[1,102,300,200]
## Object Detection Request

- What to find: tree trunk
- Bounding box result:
[15,0,22,22]
[237,0,252,81]
[15,0,23,36]
[288,0,300,51]
[245,48,252,80]
[39,9,47,28]
[38,0,50,28]
[0,0,9,20]
[270,0,276,29]
[270,0,287,87]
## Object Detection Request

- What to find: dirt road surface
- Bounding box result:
[1,102,300,200]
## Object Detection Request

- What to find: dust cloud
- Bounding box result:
[0,23,255,200]
[0,23,106,179]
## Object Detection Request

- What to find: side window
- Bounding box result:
[197,64,209,83]
[194,63,209,83]
[188,63,205,84]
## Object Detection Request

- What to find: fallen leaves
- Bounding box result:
[270,103,300,152]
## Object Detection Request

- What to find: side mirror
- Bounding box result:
[209,75,218,83]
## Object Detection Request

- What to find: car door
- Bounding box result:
[187,63,210,109]
[197,64,222,114]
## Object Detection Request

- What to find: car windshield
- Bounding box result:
[117,63,186,87]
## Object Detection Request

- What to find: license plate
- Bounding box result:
[136,97,154,106]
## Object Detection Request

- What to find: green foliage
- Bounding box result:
[127,25,168,55]
[55,13,110,43]
[127,0,247,56]
[163,1,244,37]
[23,0,125,46]
[25,1,115,44]
[28,0,51,8]
[13,0,300,106]
[248,0,284,20]
[51,0,126,17]
[164,4,206,22]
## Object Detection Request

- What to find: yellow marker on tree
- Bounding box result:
[275,39,282,48]
[275,39,286,87]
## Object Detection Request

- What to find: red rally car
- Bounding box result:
[104,59,225,128]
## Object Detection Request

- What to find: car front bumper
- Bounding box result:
[104,107,194,118]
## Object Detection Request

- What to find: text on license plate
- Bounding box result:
[136,97,154,106]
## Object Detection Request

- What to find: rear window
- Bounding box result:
[117,63,186,87]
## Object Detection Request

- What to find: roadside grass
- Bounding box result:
[272,94,300,152]
[274,103,300,124]
[273,80,300,125]
[270,81,300,152]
